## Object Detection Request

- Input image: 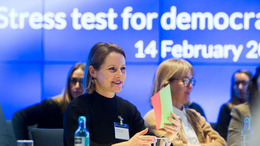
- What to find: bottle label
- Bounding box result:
[75,137,89,146]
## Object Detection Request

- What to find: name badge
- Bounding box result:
[114,116,129,140]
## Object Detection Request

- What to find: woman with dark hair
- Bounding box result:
[215,70,252,140]
[227,66,260,146]
[12,63,85,140]
[63,42,156,146]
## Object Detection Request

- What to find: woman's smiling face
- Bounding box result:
[91,52,126,98]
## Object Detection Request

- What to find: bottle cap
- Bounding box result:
[78,116,86,121]
[244,117,250,120]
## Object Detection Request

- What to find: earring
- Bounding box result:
[91,78,96,85]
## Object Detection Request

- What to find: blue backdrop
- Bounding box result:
[0,0,259,123]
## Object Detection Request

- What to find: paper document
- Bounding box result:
[151,84,173,129]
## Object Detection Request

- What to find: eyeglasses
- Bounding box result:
[70,78,83,86]
[171,78,196,87]
[234,81,249,87]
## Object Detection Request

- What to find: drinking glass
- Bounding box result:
[183,144,207,146]
[17,140,34,146]
[154,137,168,146]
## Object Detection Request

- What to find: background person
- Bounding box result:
[215,70,252,140]
[227,66,260,146]
[12,63,85,140]
[144,59,226,146]
[63,42,155,146]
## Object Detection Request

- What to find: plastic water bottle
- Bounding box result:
[241,117,253,146]
[74,116,90,146]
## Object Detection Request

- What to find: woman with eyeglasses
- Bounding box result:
[12,63,85,140]
[215,70,252,140]
[227,66,260,146]
[144,59,226,146]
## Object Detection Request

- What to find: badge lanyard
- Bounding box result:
[114,98,130,140]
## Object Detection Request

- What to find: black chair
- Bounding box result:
[31,128,64,146]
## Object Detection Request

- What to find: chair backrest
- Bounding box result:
[6,120,17,146]
[31,128,64,146]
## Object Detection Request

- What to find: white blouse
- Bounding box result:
[173,106,200,145]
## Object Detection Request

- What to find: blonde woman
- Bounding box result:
[144,59,226,146]
[12,63,85,140]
